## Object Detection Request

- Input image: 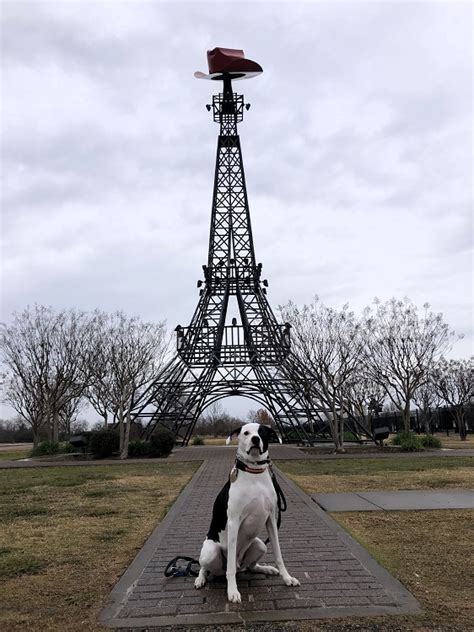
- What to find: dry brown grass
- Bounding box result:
[334,510,474,629]
[279,456,474,494]
[435,433,473,449]
[0,462,199,631]
[278,457,474,630]
[199,436,228,446]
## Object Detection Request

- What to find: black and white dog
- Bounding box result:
[194,422,300,603]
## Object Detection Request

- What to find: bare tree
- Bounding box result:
[197,401,229,436]
[1,310,49,445]
[58,396,86,436]
[362,298,457,432]
[413,370,441,435]
[247,408,274,426]
[1,305,96,444]
[343,374,385,432]
[2,372,45,446]
[40,307,97,441]
[84,312,167,459]
[280,298,366,452]
[85,311,116,428]
[432,358,472,440]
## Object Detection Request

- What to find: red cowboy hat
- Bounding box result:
[195,47,263,81]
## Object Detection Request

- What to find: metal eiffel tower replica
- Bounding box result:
[134,49,370,446]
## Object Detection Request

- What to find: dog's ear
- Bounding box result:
[271,428,283,444]
[226,427,242,445]
[258,425,282,445]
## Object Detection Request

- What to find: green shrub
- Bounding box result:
[128,440,150,458]
[192,435,205,446]
[89,430,119,459]
[393,432,423,452]
[149,428,175,458]
[420,434,442,449]
[391,431,414,446]
[59,442,77,454]
[30,441,61,457]
[343,432,358,442]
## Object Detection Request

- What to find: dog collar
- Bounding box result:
[236,452,271,467]
[235,458,268,474]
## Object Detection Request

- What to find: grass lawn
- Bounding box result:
[434,433,472,449]
[278,456,474,493]
[0,449,30,461]
[0,462,199,631]
[333,509,474,630]
[279,456,474,630]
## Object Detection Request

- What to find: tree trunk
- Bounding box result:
[118,406,124,452]
[455,407,467,440]
[33,426,40,448]
[52,409,59,443]
[103,411,108,430]
[46,414,52,441]
[423,409,431,435]
[120,411,131,459]
[403,398,411,433]
[326,410,342,453]
[339,412,346,453]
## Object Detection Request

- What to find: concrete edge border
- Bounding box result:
[274,466,422,615]
[103,603,422,628]
[99,460,207,625]
[312,492,385,512]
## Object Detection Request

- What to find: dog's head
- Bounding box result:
[226,422,281,459]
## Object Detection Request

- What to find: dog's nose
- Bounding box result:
[251,436,260,446]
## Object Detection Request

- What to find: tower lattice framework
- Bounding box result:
[133,72,369,446]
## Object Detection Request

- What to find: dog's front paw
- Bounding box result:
[194,575,206,589]
[227,587,241,603]
[284,575,301,586]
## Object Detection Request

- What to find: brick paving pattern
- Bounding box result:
[100,447,420,628]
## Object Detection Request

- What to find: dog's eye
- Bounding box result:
[243,431,249,436]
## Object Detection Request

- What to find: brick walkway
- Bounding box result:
[100,447,420,628]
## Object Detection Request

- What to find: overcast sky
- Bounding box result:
[1,1,472,420]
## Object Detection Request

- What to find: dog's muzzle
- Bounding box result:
[247,437,262,455]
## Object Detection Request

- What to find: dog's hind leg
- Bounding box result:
[243,538,279,575]
[194,539,225,589]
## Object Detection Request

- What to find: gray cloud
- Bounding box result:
[1,1,472,420]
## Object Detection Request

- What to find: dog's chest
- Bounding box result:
[228,472,276,519]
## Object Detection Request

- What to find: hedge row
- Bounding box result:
[391,431,442,451]
[88,428,175,458]
[29,428,176,459]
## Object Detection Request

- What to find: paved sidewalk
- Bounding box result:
[100,449,420,628]
[313,489,474,512]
